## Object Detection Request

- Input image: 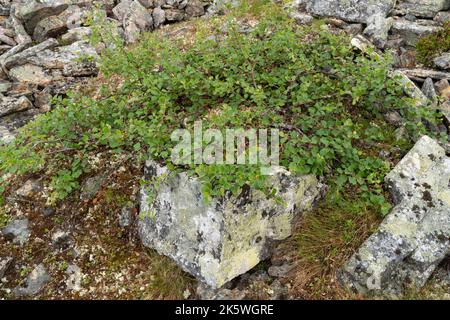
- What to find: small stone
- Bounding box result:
[80,175,105,200]
[65,264,82,292]
[342,23,364,36]
[268,263,294,278]
[14,264,50,297]
[1,218,30,245]
[268,279,288,300]
[0,257,13,278]
[384,110,403,127]
[15,179,42,197]
[119,206,134,227]
[51,230,71,249]
[290,12,314,25]
[434,53,450,71]
[435,79,450,100]
[152,7,165,28]
[421,77,438,102]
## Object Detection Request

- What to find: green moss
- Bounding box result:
[416,22,450,67]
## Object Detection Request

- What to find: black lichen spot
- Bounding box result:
[428,154,436,161]
[422,190,434,208]
[422,182,431,190]
[412,205,420,213]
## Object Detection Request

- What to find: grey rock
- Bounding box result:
[185,0,205,18]
[268,279,288,300]
[434,11,450,23]
[14,264,50,297]
[115,0,153,44]
[268,263,294,278]
[9,9,32,45]
[396,68,450,81]
[363,13,393,48]
[138,160,323,288]
[63,60,98,77]
[65,264,82,291]
[152,6,165,28]
[26,40,98,71]
[51,230,71,249]
[1,218,30,245]
[305,0,396,23]
[422,77,438,102]
[435,79,450,99]
[8,64,53,86]
[32,5,81,42]
[339,136,450,296]
[393,0,450,18]
[119,206,133,227]
[0,109,39,144]
[0,256,13,278]
[3,38,59,69]
[80,174,105,200]
[15,0,71,34]
[342,23,364,36]
[138,0,154,9]
[434,53,450,71]
[392,70,429,107]
[16,179,42,197]
[0,96,33,118]
[165,8,184,22]
[60,26,91,44]
[0,33,17,47]
[289,12,314,25]
[391,19,442,46]
[384,110,404,127]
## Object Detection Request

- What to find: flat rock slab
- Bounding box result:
[305,0,396,23]
[138,160,323,288]
[339,136,450,296]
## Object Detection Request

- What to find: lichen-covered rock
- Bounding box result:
[15,0,72,34]
[113,0,153,44]
[394,0,450,18]
[363,13,393,48]
[422,77,438,102]
[2,37,58,69]
[1,218,31,245]
[434,53,450,71]
[339,136,450,297]
[8,64,53,86]
[305,0,396,23]
[138,160,323,288]
[13,263,50,297]
[0,256,13,278]
[391,18,442,46]
[0,95,33,118]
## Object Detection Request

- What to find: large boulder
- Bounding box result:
[339,136,450,296]
[14,0,72,34]
[0,96,33,118]
[391,19,442,46]
[138,160,323,288]
[305,0,396,23]
[113,0,153,44]
[394,0,450,18]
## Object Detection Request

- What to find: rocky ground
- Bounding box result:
[1,0,450,300]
